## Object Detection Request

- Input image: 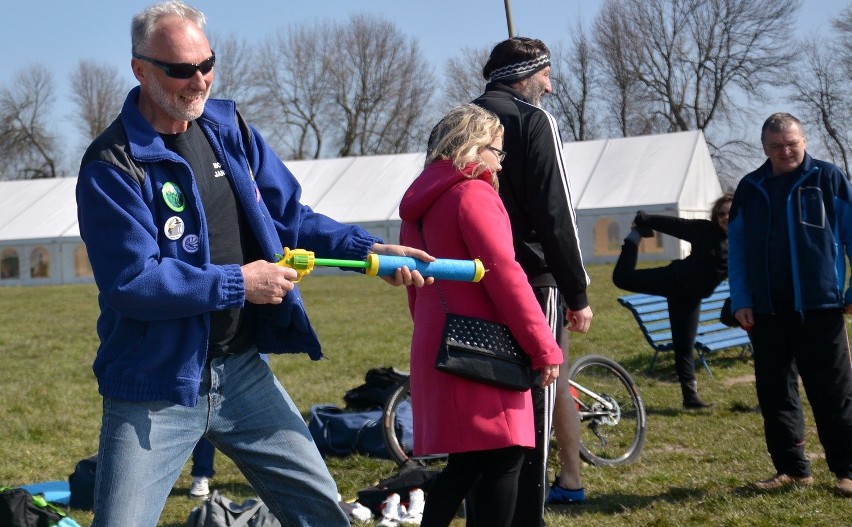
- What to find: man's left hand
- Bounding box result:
[370,243,435,287]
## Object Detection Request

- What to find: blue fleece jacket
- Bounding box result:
[728,153,852,316]
[76,87,381,406]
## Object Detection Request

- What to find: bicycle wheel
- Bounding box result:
[381,378,448,467]
[382,378,413,466]
[567,354,646,467]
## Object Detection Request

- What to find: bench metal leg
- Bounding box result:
[697,351,714,379]
[647,350,660,374]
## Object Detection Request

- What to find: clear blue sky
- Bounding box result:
[0,0,845,171]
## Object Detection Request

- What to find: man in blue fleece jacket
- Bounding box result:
[728,112,852,498]
[76,2,431,525]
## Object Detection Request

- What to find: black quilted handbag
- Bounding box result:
[435,313,538,391]
[417,220,538,392]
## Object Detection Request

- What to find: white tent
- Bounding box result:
[0,130,721,286]
[567,130,723,264]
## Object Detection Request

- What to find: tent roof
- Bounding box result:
[287,152,424,223]
[0,130,719,245]
[567,130,721,211]
[0,178,79,242]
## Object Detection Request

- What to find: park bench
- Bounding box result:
[617,281,752,378]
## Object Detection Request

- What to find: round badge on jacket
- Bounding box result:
[164,216,185,240]
[162,181,186,212]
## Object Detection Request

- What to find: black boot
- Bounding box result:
[681,380,712,409]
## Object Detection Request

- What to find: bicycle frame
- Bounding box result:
[569,378,619,420]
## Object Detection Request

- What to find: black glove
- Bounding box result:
[633,211,654,237]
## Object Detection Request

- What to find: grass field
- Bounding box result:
[1,264,850,526]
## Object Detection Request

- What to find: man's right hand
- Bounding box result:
[566,305,593,333]
[734,307,755,330]
[241,260,298,304]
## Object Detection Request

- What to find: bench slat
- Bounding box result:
[618,281,752,377]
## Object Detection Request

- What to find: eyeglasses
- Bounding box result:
[764,139,802,152]
[132,51,216,79]
[485,145,507,162]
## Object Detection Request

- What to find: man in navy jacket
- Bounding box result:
[76,2,431,525]
[729,112,852,498]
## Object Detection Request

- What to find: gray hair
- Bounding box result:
[761,112,805,142]
[131,1,206,54]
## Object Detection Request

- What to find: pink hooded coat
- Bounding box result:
[399,159,564,455]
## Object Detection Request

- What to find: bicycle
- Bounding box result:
[381,354,646,468]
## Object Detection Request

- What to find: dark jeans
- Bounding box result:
[750,309,852,479]
[421,446,525,527]
[466,287,562,527]
[191,437,216,478]
[613,242,701,384]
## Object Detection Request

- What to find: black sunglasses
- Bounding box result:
[133,51,216,79]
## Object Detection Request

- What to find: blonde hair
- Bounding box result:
[425,104,503,189]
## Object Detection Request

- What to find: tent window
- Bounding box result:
[594,217,622,256]
[30,247,50,278]
[640,232,665,254]
[1,248,20,279]
[74,245,93,278]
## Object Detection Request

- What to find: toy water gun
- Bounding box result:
[276,247,486,283]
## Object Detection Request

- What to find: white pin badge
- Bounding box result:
[164,216,185,240]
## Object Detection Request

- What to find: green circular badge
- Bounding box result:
[162,182,186,212]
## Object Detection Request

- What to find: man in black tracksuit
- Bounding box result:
[471,37,593,526]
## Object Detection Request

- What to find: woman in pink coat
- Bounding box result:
[399,104,563,527]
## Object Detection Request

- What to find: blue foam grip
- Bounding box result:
[374,256,483,282]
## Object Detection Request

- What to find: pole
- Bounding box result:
[504,0,515,38]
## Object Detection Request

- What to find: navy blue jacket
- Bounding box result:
[77,87,380,406]
[728,153,852,315]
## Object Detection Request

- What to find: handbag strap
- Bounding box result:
[417,220,450,314]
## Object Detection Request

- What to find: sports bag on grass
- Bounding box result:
[308,405,395,458]
[436,313,538,391]
[185,490,280,527]
[343,367,409,410]
[68,454,97,511]
[0,486,80,527]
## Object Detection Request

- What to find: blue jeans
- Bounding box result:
[92,351,349,527]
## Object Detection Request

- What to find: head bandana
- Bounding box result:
[488,54,551,83]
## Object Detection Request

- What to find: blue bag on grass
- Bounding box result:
[307,403,412,459]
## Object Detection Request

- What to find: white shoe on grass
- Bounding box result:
[189,476,210,498]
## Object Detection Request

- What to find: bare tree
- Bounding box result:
[595,0,800,133]
[326,14,435,157]
[0,65,62,180]
[789,42,851,175]
[546,27,600,142]
[208,33,260,115]
[251,15,434,159]
[254,23,335,160]
[834,4,852,80]
[440,46,491,113]
[594,0,662,137]
[69,60,126,143]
